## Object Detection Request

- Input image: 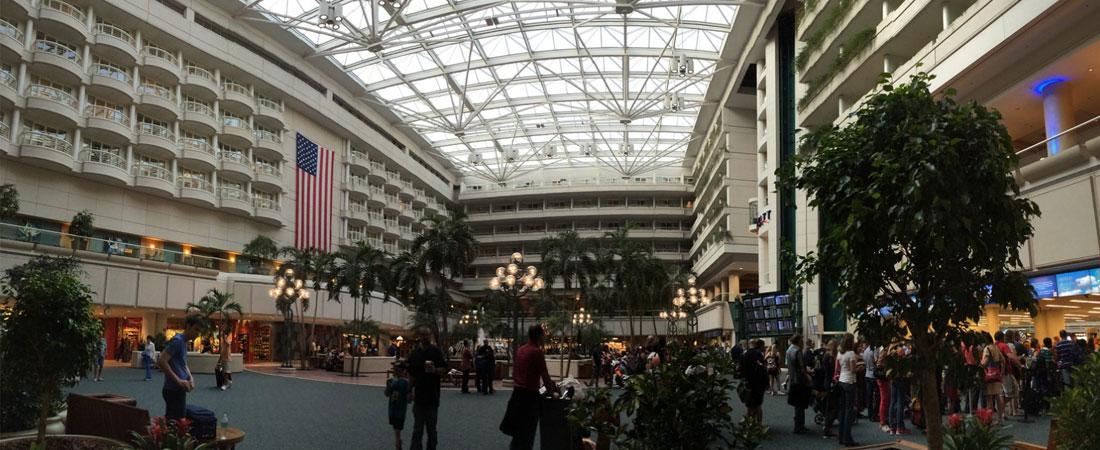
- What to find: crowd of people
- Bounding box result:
[734,329,1095,447]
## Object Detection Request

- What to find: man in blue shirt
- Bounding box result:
[1054,329,1082,388]
[158,314,203,419]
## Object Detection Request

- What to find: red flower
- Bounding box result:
[948,413,965,432]
[976,408,994,427]
[175,418,192,436]
[151,423,165,444]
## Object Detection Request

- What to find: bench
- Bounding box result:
[66,393,150,442]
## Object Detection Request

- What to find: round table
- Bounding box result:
[203,426,245,449]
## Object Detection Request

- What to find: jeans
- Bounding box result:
[162,389,186,420]
[839,382,856,444]
[877,379,891,425]
[143,355,152,380]
[865,377,879,420]
[890,381,908,430]
[410,402,438,450]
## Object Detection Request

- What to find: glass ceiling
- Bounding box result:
[243,1,740,182]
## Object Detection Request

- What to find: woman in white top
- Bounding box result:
[142,336,156,381]
[836,333,860,447]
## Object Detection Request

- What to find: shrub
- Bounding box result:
[944,410,1012,450]
[1050,353,1100,450]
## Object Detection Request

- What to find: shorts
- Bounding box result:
[1001,374,1018,397]
[94,355,105,366]
[389,417,405,430]
[746,388,765,408]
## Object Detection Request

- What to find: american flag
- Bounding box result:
[295,133,333,250]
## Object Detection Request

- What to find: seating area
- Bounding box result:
[65,392,150,442]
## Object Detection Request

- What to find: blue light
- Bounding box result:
[1033,77,1069,95]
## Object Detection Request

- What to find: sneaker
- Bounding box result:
[880,425,890,433]
[220,385,227,391]
[896,428,911,435]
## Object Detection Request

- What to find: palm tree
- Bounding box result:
[185,289,243,347]
[279,247,318,369]
[539,231,597,376]
[304,250,341,367]
[597,225,658,344]
[412,209,478,351]
[337,241,387,376]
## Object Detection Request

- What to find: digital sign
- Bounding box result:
[1029,275,1057,298]
[1056,270,1096,296]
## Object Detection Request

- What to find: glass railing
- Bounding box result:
[182,101,214,118]
[26,84,77,108]
[137,83,176,101]
[93,23,135,47]
[84,105,127,124]
[0,70,16,88]
[253,197,279,211]
[143,45,177,65]
[179,138,213,155]
[222,81,249,96]
[254,164,280,177]
[90,63,131,83]
[41,0,87,22]
[21,131,72,154]
[80,149,126,169]
[33,39,80,64]
[0,18,22,42]
[0,122,9,139]
[135,122,174,140]
[257,97,282,112]
[184,65,215,83]
[218,186,250,202]
[253,129,280,143]
[221,115,250,131]
[461,175,690,192]
[218,151,247,165]
[131,164,172,181]
[347,231,366,242]
[177,176,213,192]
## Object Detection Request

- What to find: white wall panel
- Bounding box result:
[81,265,107,304]
[1029,179,1099,267]
[104,268,139,307]
[137,273,168,309]
[166,277,196,310]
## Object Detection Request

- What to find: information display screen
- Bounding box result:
[1029,276,1056,298]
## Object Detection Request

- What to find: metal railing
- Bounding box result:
[257,97,282,112]
[41,0,87,22]
[184,65,215,82]
[179,137,214,155]
[1,70,17,88]
[21,131,73,154]
[26,84,77,108]
[143,45,177,65]
[218,186,250,202]
[137,83,176,101]
[131,164,172,181]
[253,129,280,143]
[222,81,250,97]
[1017,113,1100,160]
[135,122,174,140]
[0,122,9,139]
[461,175,690,192]
[93,22,135,47]
[89,64,130,83]
[221,115,250,131]
[350,150,369,161]
[84,105,127,124]
[183,100,214,118]
[80,149,125,168]
[254,163,281,178]
[33,39,80,64]
[0,18,22,42]
[253,197,280,211]
[177,176,213,192]
[217,151,247,165]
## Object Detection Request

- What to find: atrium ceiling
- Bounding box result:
[241,1,757,182]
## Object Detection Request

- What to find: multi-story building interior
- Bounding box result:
[2,0,1098,359]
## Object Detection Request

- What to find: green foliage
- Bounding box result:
[0,183,18,219]
[1050,353,1100,450]
[127,417,211,450]
[411,209,478,349]
[944,414,1012,450]
[1,256,102,443]
[778,72,1040,449]
[568,343,768,450]
[798,27,876,111]
[450,323,479,344]
[539,231,597,293]
[242,235,279,268]
[68,210,95,237]
[185,289,243,344]
[796,0,855,71]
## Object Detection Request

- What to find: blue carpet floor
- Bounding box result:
[70,367,1052,449]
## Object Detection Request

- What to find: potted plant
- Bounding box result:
[0,256,103,447]
[0,183,18,219]
[126,417,211,450]
[1050,353,1100,450]
[944,410,1012,450]
[242,235,278,274]
[68,210,95,250]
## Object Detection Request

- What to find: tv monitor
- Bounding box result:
[764,296,775,306]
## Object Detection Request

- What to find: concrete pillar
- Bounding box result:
[126,145,133,171]
[728,273,741,299]
[71,129,81,157]
[175,85,182,106]
[86,5,95,29]
[132,66,140,90]
[1041,81,1077,155]
[16,62,26,92]
[883,54,900,74]
[82,45,91,71]
[130,105,137,128]
[984,304,1001,335]
[23,20,33,49]
[10,109,20,140]
[77,85,86,111]
[1035,308,1066,341]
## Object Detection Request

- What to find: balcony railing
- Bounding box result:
[183,101,214,118]
[89,64,131,83]
[135,122,174,140]
[461,175,690,192]
[137,83,176,101]
[0,122,9,139]
[131,164,172,181]
[370,161,385,172]
[179,138,214,155]
[0,223,234,270]
[41,0,87,23]
[348,176,368,187]
[79,149,125,168]
[347,231,366,242]
[21,131,72,154]
[222,81,250,96]
[218,151,247,164]
[84,105,128,124]
[93,23,135,47]
[33,39,80,64]
[177,176,213,192]
[0,18,22,42]
[26,84,77,108]
[253,197,279,211]
[218,186,250,202]
[1,70,17,88]
[350,150,368,161]
[257,97,282,111]
[253,129,280,143]
[184,65,215,82]
[143,45,177,65]
[254,164,280,177]
[222,115,250,131]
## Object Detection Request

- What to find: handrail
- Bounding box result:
[33,39,81,64]
[135,121,174,140]
[461,175,690,192]
[0,18,23,42]
[0,122,9,139]
[253,129,281,143]
[131,164,172,181]
[217,151,247,164]
[179,137,214,155]
[21,131,73,153]
[26,84,77,107]
[177,176,213,192]
[222,115,250,130]
[143,45,177,64]
[0,222,235,268]
[253,197,280,211]
[254,163,281,177]
[89,63,131,83]
[1017,114,1100,156]
[0,70,16,87]
[80,149,126,168]
[350,150,369,161]
[183,100,214,118]
[137,83,176,101]
[222,81,250,96]
[84,105,127,124]
[370,161,385,172]
[257,97,282,111]
[184,65,215,82]
[93,22,135,47]
[41,0,87,22]
[218,186,251,202]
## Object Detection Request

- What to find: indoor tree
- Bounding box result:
[337,241,387,376]
[540,231,597,376]
[305,250,341,364]
[242,235,279,274]
[1,256,102,445]
[412,209,478,352]
[185,289,243,348]
[778,72,1039,450]
[280,247,317,368]
[597,225,665,344]
[0,183,18,219]
[68,210,94,250]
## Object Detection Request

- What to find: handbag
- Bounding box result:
[983,347,1003,383]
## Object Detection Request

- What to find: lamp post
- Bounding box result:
[488,252,544,359]
[268,267,309,369]
[662,276,710,336]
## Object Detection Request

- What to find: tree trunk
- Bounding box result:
[916,336,944,450]
[37,384,51,444]
[439,281,450,356]
[626,301,636,346]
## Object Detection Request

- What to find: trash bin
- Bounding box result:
[540,397,582,450]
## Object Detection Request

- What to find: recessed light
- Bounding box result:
[1069,300,1100,304]
[1044,305,1078,309]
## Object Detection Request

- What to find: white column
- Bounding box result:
[173,122,179,142]
[82,46,91,71]
[132,66,140,90]
[1042,81,1077,155]
[126,145,133,172]
[128,104,136,128]
[213,100,219,118]
[23,20,33,49]
[16,63,27,92]
[171,159,178,179]
[213,68,221,87]
[86,5,95,30]
[175,85,182,106]
[77,85,87,111]
[10,109,20,141]
[134,29,142,51]
[176,50,185,71]
[72,129,82,158]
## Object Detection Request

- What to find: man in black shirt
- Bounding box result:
[590,345,604,387]
[741,339,767,423]
[476,339,495,394]
[407,327,446,450]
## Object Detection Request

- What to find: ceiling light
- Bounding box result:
[1044,305,1078,309]
[1070,300,1100,304]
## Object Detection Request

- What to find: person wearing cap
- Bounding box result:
[385,361,410,450]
